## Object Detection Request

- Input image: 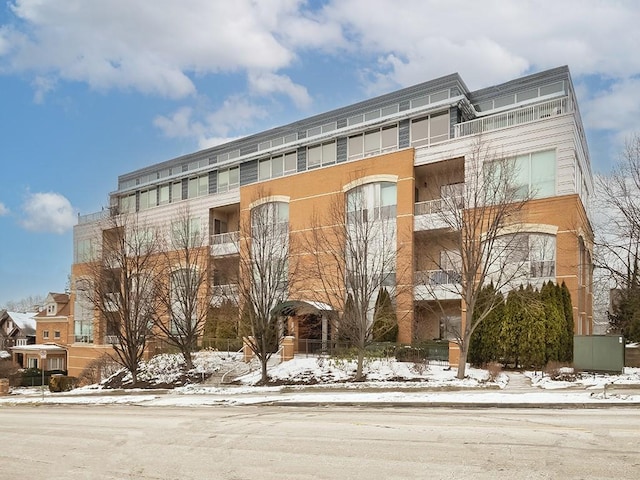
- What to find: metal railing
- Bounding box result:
[77,209,109,225]
[74,335,93,344]
[414,196,463,215]
[210,231,239,245]
[415,269,461,285]
[454,97,569,137]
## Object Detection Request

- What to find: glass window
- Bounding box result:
[411,96,428,108]
[272,156,284,177]
[365,110,380,121]
[119,194,136,213]
[364,130,380,156]
[494,94,515,108]
[381,105,399,116]
[348,114,363,126]
[540,82,564,96]
[259,159,271,180]
[429,111,449,144]
[307,126,322,137]
[171,182,182,202]
[322,142,337,165]
[517,88,538,102]
[308,145,321,168]
[159,185,170,205]
[381,125,398,152]
[139,188,157,210]
[43,330,49,339]
[411,117,429,146]
[348,135,364,160]
[430,90,449,103]
[284,152,297,174]
[307,145,322,168]
[531,150,556,198]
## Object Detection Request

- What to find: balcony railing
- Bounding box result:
[454,97,569,138]
[415,196,463,216]
[415,269,461,286]
[77,209,109,225]
[210,231,240,256]
[211,231,239,245]
[74,335,94,344]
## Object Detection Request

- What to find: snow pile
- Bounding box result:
[101,350,244,388]
[237,356,508,388]
[526,367,640,390]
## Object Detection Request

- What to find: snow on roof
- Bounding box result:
[6,312,37,334]
[9,344,66,353]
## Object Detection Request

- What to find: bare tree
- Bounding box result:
[154,208,212,370]
[303,179,400,381]
[595,134,640,338]
[238,195,295,384]
[77,212,162,385]
[1,294,45,313]
[414,139,531,378]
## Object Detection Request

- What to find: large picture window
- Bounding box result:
[410,111,449,147]
[346,182,397,223]
[348,125,398,161]
[307,142,337,169]
[217,167,239,193]
[497,233,556,279]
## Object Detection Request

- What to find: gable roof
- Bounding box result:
[1,311,37,336]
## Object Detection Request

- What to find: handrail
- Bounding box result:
[454,97,569,137]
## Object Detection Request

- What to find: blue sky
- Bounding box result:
[1,0,639,306]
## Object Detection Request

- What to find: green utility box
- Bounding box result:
[573,335,625,373]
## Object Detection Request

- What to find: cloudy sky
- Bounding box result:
[0,0,639,306]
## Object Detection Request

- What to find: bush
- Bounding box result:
[485,362,502,382]
[0,359,20,385]
[49,375,79,392]
[78,354,121,386]
[544,360,575,381]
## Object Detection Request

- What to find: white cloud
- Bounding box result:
[154,97,268,150]
[1,0,303,98]
[20,192,76,234]
[3,0,640,148]
[248,71,312,109]
[0,202,9,216]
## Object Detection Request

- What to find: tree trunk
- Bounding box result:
[456,342,468,379]
[260,357,268,385]
[355,349,365,381]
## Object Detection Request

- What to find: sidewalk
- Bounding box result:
[2,372,640,409]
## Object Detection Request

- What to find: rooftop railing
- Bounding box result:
[454,97,569,138]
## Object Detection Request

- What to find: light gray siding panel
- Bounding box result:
[337,137,347,163]
[399,119,410,149]
[240,160,258,186]
[297,147,307,171]
[209,171,217,195]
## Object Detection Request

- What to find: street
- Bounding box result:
[1,405,639,479]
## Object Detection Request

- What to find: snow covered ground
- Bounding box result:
[2,351,640,407]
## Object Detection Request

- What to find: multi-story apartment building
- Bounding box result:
[69,65,593,376]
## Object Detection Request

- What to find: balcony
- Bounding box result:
[454,97,569,138]
[414,269,461,301]
[210,231,240,256]
[414,196,462,231]
[211,284,239,306]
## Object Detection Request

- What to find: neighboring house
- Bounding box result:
[70,66,594,376]
[0,310,36,350]
[35,293,71,345]
[9,293,70,371]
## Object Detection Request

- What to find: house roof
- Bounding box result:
[3,312,37,336]
[35,292,71,318]
[9,343,66,354]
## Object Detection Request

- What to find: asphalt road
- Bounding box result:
[1,405,639,479]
